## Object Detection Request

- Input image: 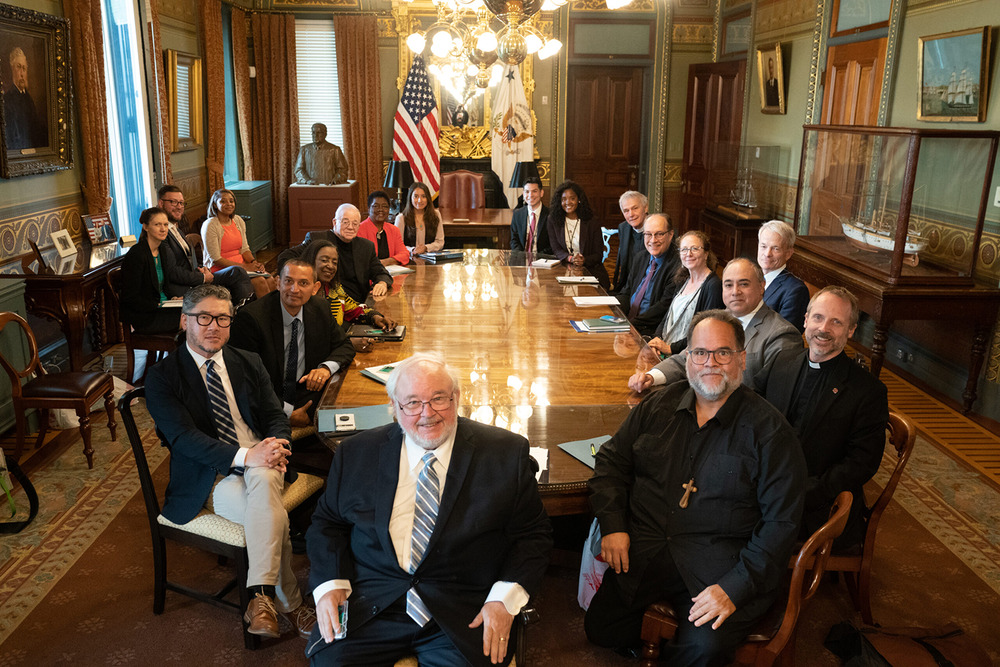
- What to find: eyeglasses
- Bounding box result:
[642,231,669,240]
[338,219,361,228]
[688,348,739,365]
[679,246,704,254]
[185,312,233,328]
[161,199,185,207]
[397,395,454,416]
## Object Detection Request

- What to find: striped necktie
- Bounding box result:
[205,359,244,473]
[407,451,440,626]
[283,318,300,406]
[526,210,537,253]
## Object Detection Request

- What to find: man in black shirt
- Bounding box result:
[612,191,649,293]
[586,310,806,666]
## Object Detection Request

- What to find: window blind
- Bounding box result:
[295,20,343,149]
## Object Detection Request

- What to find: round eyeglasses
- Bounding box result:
[397,395,454,416]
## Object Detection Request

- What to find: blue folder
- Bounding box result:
[317,404,394,434]
[557,436,612,469]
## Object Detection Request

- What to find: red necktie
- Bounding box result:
[526,210,537,252]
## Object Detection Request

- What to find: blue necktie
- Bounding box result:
[205,359,244,474]
[629,257,656,319]
[407,451,440,626]
[284,318,300,406]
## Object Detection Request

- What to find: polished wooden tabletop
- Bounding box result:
[319,249,649,515]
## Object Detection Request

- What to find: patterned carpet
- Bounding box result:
[1,401,999,665]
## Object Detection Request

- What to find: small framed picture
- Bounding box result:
[50,229,76,257]
[918,26,991,122]
[55,253,77,275]
[83,213,117,244]
[756,43,786,114]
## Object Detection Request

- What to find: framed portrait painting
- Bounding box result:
[756,43,785,114]
[0,4,72,178]
[918,27,991,122]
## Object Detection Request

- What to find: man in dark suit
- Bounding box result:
[229,259,355,427]
[629,257,802,392]
[613,213,681,336]
[758,220,810,333]
[587,311,806,665]
[754,286,888,548]
[509,177,552,255]
[764,57,781,108]
[306,353,552,666]
[281,204,392,303]
[156,185,253,304]
[612,191,649,293]
[145,284,316,640]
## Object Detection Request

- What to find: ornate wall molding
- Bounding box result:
[271,0,360,8]
[174,165,209,215]
[570,0,654,10]
[672,20,713,45]
[662,161,682,188]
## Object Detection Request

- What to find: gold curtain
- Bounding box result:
[201,0,225,194]
[250,13,299,246]
[230,7,254,180]
[61,0,111,214]
[334,15,385,200]
[147,0,172,185]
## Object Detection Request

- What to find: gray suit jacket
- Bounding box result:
[649,303,802,387]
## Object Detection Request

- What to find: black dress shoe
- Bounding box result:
[613,646,642,659]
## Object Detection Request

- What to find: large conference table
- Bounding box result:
[318,249,650,516]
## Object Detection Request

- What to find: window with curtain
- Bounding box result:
[101,0,154,237]
[295,20,343,148]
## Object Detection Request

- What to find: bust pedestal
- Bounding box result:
[288,181,360,244]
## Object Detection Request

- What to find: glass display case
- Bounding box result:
[794,125,999,286]
[708,143,780,214]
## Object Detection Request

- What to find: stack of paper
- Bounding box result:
[556,276,599,284]
[531,258,560,268]
[572,296,620,307]
[570,318,630,333]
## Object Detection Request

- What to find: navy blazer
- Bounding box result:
[509,204,552,255]
[145,344,291,524]
[764,270,810,333]
[615,243,682,336]
[754,349,888,546]
[612,221,645,293]
[119,235,178,328]
[547,217,610,289]
[306,418,552,666]
[229,291,356,417]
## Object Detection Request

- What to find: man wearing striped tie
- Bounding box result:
[145,284,316,641]
[306,353,553,666]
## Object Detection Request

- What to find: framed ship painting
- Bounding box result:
[918,26,991,122]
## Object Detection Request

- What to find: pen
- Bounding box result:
[590,444,597,457]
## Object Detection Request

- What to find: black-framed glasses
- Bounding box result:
[161,198,185,207]
[185,312,233,328]
[397,395,454,416]
[688,348,739,365]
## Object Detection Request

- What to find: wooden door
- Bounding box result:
[810,38,887,234]
[565,66,645,225]
[680,60,745,233]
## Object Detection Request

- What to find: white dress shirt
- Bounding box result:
[280,306,340,416]
[762,265,786,291]
[186,342,259,468]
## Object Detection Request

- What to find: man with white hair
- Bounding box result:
[282,203,392,302]
[757,220,810,333]
[306,353,552,666]
[612,191,650,293]
[5,47,47,149]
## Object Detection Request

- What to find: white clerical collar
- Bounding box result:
[762,265,786,289]
[735,300,765,329]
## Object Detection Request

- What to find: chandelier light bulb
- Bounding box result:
[406,32,426,53]
[606,0,632,7]
[538,38,562,60]
[477,30,498,52]
[524,32,542,54]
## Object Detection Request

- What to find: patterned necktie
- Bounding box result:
[526,210,537,253]
[407,451,440,626]
[283,318,299,406]
[204,358,243,471]
[629,257,657,319]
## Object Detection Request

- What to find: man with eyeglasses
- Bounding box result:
[156,185,254,304]
[358,191,410,266]
[306,353,552,666]
[587,310,806,666]
[612,191,650,293]
[145,284,317,642]
[628,257,801,393]
[282,203,392,302]
[613,213,681,336]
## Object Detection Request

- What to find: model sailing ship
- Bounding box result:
[839,181,927,266]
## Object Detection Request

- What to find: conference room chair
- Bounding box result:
[822,410,916,625]
[0,311,117,469]
[601,227,618,262]
[106,266,177,385]
[438,169,487,209]
[639,491,853,667]
[118,386,325,649]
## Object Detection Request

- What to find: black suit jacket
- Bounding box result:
[615,244,682,336]
[280,231,392,303]
[145,344,291,524]
[754,348,888,545]
[229,292,355,417]
[763,270,810,333]
[509,204,552,255]
[306,418,552,666]
[119,235,179,328]
[612,221,645,293]
[160,229,206,297]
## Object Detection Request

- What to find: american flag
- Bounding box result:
[393,56,440,196]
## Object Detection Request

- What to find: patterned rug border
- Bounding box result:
[0,413,165,644]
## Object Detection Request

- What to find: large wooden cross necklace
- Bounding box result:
[679,478,697,508]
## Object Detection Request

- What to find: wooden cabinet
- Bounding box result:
[228,180,273,252]
[698,204,765,264]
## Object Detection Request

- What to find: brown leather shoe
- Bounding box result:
[244,593,280,638]
[284,603,317,639]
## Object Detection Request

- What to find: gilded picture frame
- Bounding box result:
[918,26,991,123]
[165,49,203,152]
[0,3,73,179]
[756,43,785,114]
